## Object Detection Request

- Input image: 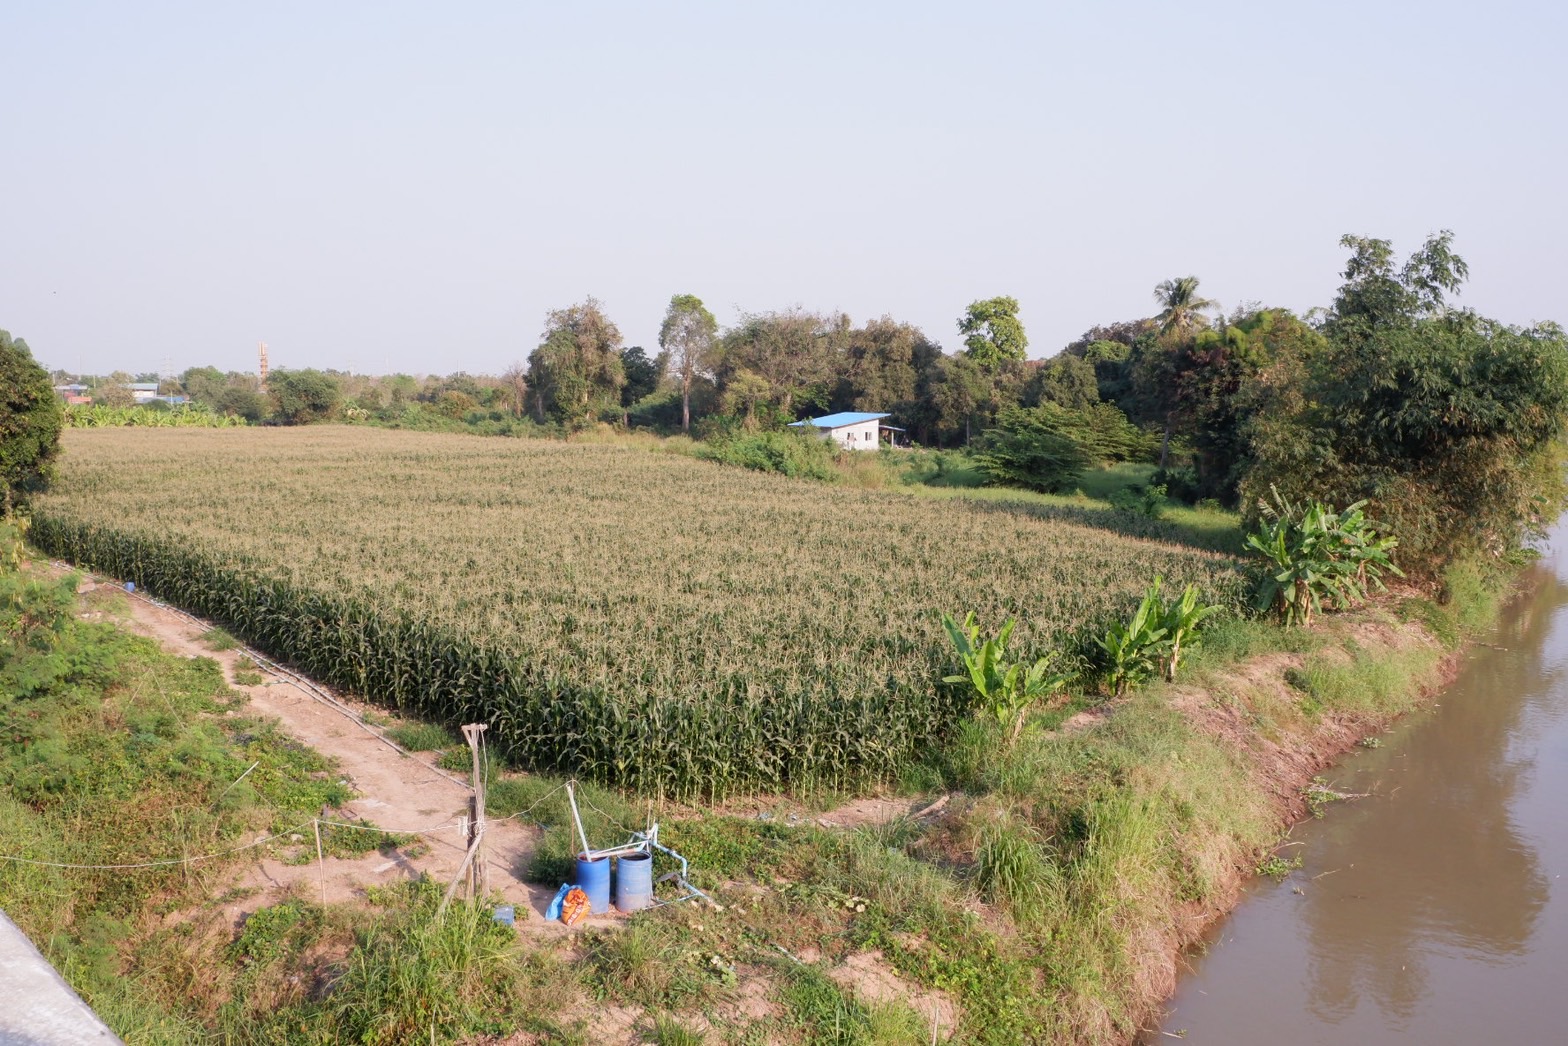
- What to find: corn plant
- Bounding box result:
[31,427,1249,798]
[941,612,1072,743]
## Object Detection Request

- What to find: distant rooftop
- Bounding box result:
[787,412,891,430]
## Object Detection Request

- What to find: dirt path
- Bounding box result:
[75,578,577,934]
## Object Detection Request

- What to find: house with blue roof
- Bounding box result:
[787,411,898,451]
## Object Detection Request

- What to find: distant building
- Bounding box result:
[52,383,88,400]
[788,411,894,451]
[128,382,160,404]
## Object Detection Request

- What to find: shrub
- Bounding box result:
[693,429,839,481]
[941,612,1072,743]
[972,406,1095,493]
[1246,488,1401,626]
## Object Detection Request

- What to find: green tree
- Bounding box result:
[267,369,342,425]
[180,365,227,404]
[835,317,941,413]
[0,329,64,515]
[1243,233,1568,569]
[214,386,266,422]
[1024,353,1100,411]
[619,346,668,410]
[972,406,1095,493]
[714,309,847,420]
[1181,309,1325,502]
[658,294,718,433]
[928,353,994,445]
[1325,230,1470,343]
[959,296,1028,367]
[1152,276,1217,336]
[528,298,625,425]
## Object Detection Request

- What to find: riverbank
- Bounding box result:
[1150,539,1568,1041]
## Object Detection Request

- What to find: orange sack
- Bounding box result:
[560,887,591,927]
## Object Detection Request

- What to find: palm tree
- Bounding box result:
[1153,276,1217,336]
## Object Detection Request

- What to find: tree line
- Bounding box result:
[13,230,1568,574]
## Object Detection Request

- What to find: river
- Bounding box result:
[1149,539,1568,1044]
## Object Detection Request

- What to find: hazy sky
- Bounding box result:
[3,1,1564,377]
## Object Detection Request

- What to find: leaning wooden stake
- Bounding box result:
[462,723,489,896]
[313,819,326,907]
[437,723,491,918]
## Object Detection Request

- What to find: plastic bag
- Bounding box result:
[545,883,571,921]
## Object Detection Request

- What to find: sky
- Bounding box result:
[3,0,1564,378]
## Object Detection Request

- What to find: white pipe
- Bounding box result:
[565,782,592,857]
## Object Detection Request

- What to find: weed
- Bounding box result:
[974,812,1061,920]
[651,1014,706,1046]
[1255,853,1301,880]
[386,721,457,752]
[199,627,238,650]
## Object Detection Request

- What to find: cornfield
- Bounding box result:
[32,428,1247,799]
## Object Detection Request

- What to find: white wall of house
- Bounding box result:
[825,419,881,450]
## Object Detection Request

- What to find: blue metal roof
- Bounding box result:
[787,411,891,429]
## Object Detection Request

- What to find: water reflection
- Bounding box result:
[1155,547,1568,1042]
[1302,567,1562,1022]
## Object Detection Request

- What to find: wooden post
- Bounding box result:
[313,819,326,907]
[461,723,489,897]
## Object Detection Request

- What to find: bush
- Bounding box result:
[267,369,342,425]
[694,429,839,480]
[972,406,1095,493]
[1245,489,1401,626]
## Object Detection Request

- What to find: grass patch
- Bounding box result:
[1284,644,1441,718]
[199,626,239,650]
[1074,462,1156,501]
[386,721,457,752]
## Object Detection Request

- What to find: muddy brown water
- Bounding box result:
[1149,539,1568,1044]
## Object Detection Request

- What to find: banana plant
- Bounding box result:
[1156,578,1223,682]
[941,612,1072,743]
[1095,585,1168,696]
[1247,487,1402,626]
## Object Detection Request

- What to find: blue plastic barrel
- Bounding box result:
[125,582,136,593]
[615,851,653,912]
[575,853,610,915]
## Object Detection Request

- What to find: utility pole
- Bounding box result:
[258,341,269,393]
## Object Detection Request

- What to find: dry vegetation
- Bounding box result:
[32,427,1246,800]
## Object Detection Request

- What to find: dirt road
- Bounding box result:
[77,578,570,931]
